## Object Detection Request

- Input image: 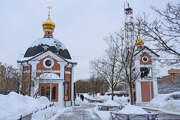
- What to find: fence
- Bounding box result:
[17,103,55,120]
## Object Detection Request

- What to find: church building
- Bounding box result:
[133,34,159,104]
[17,8,77,107]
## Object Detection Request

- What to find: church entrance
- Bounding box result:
[39,83,58,102]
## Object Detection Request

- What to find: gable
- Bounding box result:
[37,55,60,71]
[134,46,159,57]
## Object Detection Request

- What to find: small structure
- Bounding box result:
[168,69,180,83]
[17,7,77,107]
[134,34,159,104]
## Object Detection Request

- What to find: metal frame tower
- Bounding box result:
[124,3,134,49]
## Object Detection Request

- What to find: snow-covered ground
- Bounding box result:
[0,92,51,120]
[80,93,147,120]
[4,92,180,120]
[149,91,180,113]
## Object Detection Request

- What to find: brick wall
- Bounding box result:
[140,52,152,65]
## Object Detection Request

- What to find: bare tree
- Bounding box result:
[0,63,20,94]
[91,35,123,100]
[114,31,140,104]
[136,3,180,57]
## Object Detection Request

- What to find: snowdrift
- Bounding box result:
[0,92,51,120]
[150,91,180,112]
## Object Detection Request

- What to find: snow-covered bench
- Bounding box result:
[111,112,158,120]
[85,97,104,103]
[98,105,124,111]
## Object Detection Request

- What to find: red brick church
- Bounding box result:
[17,8,77,107]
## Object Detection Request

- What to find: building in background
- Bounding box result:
[17,7,77,107]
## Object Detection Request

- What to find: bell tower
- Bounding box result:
[134,34,159,104]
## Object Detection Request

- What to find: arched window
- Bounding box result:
[64,82,69,101]
[52,86,56,100]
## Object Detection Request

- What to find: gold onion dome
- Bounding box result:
[42,6,55,30]
[136,33,144,45]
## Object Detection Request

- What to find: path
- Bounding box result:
[55,103,102,120]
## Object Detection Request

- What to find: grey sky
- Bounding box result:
[0,0,178,80]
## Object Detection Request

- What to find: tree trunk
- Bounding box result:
[111,86,114,100]
[129,81,134,105]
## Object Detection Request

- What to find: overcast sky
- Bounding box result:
[0,0,178,80]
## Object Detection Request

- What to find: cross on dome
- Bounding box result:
[42,6,55,37]
[47,6,52,21]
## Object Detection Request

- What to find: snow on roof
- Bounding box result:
[30,38,66,50]
[37,73,60,80]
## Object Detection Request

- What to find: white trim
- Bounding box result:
[65,71,71,74]
[23,70,30,73]
[71,67,74,104]
[37,70,60,73]
[136,80,142,103]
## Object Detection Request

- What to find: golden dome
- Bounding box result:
[136,33,144,45]
[42,20,55,30]
[42,6,55,30]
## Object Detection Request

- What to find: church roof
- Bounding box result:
[134,46,160,57]
[24,38,71,59]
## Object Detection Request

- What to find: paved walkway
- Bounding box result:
[55,103,102,120]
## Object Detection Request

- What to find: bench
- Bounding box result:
[98,105,124,111]
[111,112,158,120]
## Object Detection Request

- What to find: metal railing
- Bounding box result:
[17,103,55,120]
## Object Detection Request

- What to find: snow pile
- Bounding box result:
[82,93,129,104]
[0,92,51,120]
[102,99,119,106]
[149,91,180,112]
[118,104,147,114]
[95,104,147,120]
[30,38,66,50]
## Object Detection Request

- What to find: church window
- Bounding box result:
[43,58,54,68]
[52,86,56,100]
[64,82,68,101]
[45,59,51,66]
[142,56,148,63]
[140,67,150,78]
[41,87,45,96]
